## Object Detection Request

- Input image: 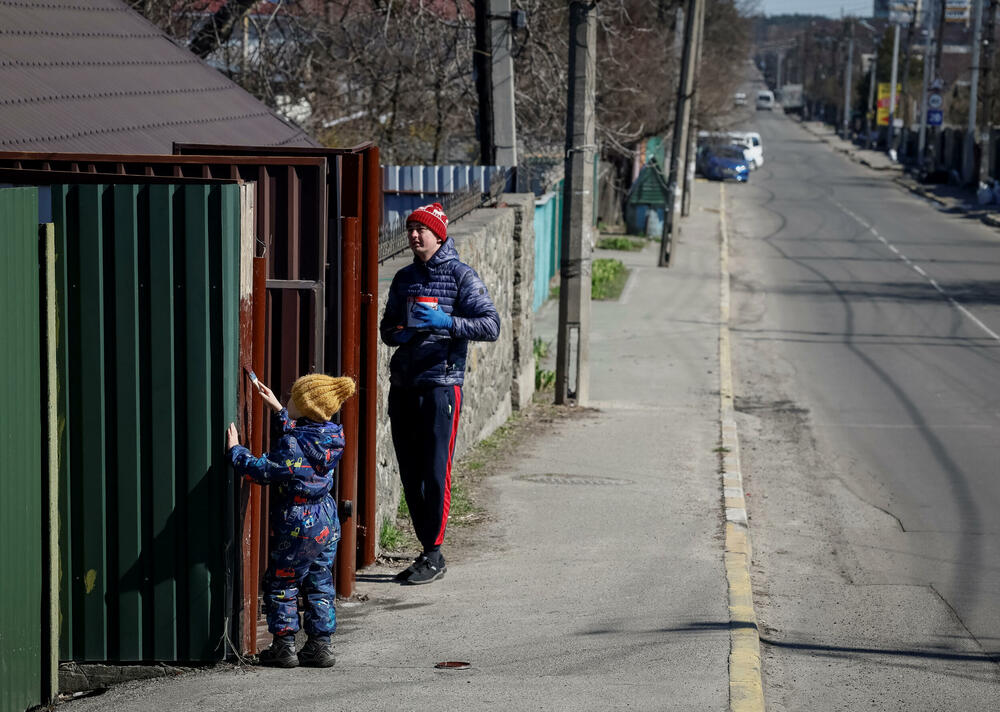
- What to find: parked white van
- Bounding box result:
[755,90,775,111]
[728,131,763,169]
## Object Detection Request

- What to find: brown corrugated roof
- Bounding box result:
[0,0,320,153]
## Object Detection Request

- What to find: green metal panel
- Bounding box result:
[0,186,44,711]
[71,184,109,661]
[148,184,178,661]
[183,184,216,660]
[52,186,73,661]
[54,183,240,663]
[113,185,143,660]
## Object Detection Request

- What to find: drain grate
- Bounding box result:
[516,473,633,486]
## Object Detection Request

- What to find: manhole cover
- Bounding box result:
[435,661,471,670]
[516,473,633,486]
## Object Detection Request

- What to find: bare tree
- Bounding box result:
[129,0,752,166]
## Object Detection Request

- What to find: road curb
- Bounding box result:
[891,176,949,206]
[718,183,766,712]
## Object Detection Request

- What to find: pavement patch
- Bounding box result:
[514,473,634,486]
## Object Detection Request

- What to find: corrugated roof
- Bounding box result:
[0,0,320,153]
[626,157,670,206]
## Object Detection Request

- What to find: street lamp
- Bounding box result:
[858,19,881,150]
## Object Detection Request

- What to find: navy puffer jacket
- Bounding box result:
[380,238,500,387]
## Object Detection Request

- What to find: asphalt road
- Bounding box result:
[726,106,1000,709]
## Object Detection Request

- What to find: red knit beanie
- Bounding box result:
[406,202,449,241]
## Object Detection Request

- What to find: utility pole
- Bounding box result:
[474,0,495,166]
[979,0,998,184]
[918,0,937,166]
[489,0,518,168]
[867,34,879,149]
[555,0,596,407]
[659,0,702,268]
[895,3,921,155]
[965,0,985,184]
[934,0,947,73]
[681,0,706,218]
[889,22,902,152]
[843,21,855,139]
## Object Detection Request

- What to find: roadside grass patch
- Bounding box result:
[379,520,407,551]
[597,236,646,251]
[534,337,555,391]
[591,258,629,300]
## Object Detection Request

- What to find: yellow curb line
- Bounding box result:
[718,182,766,712]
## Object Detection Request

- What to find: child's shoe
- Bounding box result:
[298,636,336,668]
[258,634,298,668]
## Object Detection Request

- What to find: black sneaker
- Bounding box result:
[258,635,298,668]
[404,554,446,585]
[298,637,336,668]
[394,553,426,582]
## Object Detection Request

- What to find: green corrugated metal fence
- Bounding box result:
[53,183,240,663]
[0,187,45,712]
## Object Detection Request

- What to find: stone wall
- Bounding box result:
[373,197,536,551]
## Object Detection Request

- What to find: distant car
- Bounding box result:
[733,92,747,107]
[728,131,763,169]
[697,144,750,183]
[756,90,775,111]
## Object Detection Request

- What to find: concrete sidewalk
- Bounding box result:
[65,181,733,712]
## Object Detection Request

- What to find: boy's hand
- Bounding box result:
[226,423,239,451]
[410,303,453,331]
[256,383,283,412]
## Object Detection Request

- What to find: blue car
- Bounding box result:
[697,144,750,182]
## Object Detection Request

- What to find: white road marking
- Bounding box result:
[834,199,1000,343]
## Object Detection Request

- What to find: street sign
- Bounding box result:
[928,93,943,110]
[889,0,917,24]
[927,109,944,126]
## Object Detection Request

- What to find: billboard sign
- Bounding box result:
[877,83,902,126]
[945,0,971,22]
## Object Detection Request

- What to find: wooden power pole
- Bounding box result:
[979,0,998,184]
[556,1,597,406]
[681,0,706,218]
[659,0,703,267]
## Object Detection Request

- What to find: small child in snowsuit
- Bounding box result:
[225,374,356,668]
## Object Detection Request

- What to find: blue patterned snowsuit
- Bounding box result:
[230,410,343,638]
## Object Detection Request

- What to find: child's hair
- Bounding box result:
[290,375,356,421]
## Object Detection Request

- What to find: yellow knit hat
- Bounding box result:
[290,375,356,422]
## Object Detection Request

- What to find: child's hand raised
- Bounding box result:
[256,382,283,412]
[225,423,239,451]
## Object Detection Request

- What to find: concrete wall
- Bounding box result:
[373,197,536,551]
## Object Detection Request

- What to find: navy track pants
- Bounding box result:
[388,384,462,552]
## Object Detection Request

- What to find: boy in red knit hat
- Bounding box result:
[379,202,500,584]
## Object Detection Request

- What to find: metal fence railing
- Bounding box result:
[378,167,513,264]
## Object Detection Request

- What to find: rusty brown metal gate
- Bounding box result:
[173,143,382,592]
[0,148,378,657]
